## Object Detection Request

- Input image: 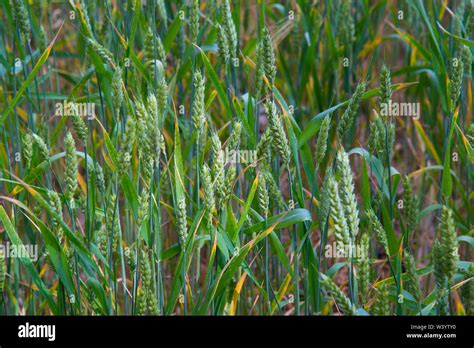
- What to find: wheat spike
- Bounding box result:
[336,150,359,239]
[328,175,351,250]
[65,132,78,209]
[321,274,357,315]
[337,81,366,141]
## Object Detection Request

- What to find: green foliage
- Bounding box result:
[0,0,471,317]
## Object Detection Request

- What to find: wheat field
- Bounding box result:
[0,0,472,316]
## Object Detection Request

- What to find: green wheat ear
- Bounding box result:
[64,132,78,209]
[367,118,379,156]
[374,117,395,165]
[433,241,449,315]
[337,81,366,141]
[404,251,421,304]
[145,27,167,72]
[201,163,215,221]
[217,23,230,64]
[462,264,473,315]
[223,165,236,201]
[157,75,169,117]
[125,245,136,272]
[336,0,354,49]
[403,176,418,234]
[192,70,205,137]
[336,150,359,240]
[379,64,392,114]
[321,274,357,315]
[112,67,124,114]
[467,1,474,35]
[262,27,276,89]
[72,113,88,144]
[105,196,120,255]
[85,37,114,66]
[366,208,389,256]
[136,100,152,170]
[137,248,159,315]
[327,175,351,250]
[255,41,264,95]
[314,114,331,168]
[156,0,168,24]
[262,170,285,211]
[22,133,33,169]
[373,283,390,315]
[256,128,273,165]
[145,94,164,165]
[32,133,50,161]
[357,232,371,305]
[226,121,242,152]
[95,164,106,195]
[222,0,237,60]
[436,206,459,284]
[144,28,155,63]
[118,117,136,177]
[449,58,464,112]
[137,188,149,228]
[176,197,188,249]
[10,0,31,43]
[265,99,291,167]
[257,173,269,219]
[211,133,225,207]
[190,0,200,43]
[319,170,332,224]
[47,190,63,241]
[432,206,459,315]
[79,0,93,36]
[147,93,159,124]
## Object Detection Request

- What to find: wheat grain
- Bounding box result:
[72,113,88,143]
[366,208,389,256]
[404,251,421,304]
[336,0,354,49]
[176,197,188,248]
[211,133,225,207]
[258,173,269,219]
[321,274,356,315]
[449,58,464,112]
[403,176,418,234]
[217,24,230,64]
[222,0,237,60]
[262,27,276,88]
[65,132,78,209]
[328,175,351,250]
[32,133,50,161]
[373,283,390,315]
[315,115,331,168]
[190,0,200,43]
[336,150,359,239]
[10,0,31,42]
[201,163,215,220]
[192,70,205,136]
[265,99,291,166]
[337,81,366,141]
[22,133,33,169]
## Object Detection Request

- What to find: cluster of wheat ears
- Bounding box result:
[0,0,472,316]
